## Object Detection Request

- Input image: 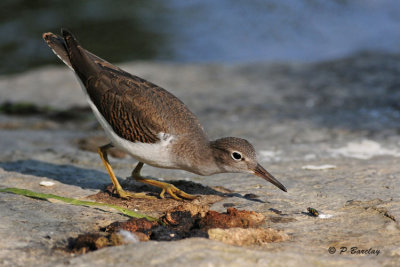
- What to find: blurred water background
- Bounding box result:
[0,0,399,75]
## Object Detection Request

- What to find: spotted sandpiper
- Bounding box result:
[42,29,287,200]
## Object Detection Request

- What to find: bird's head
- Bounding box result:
[210,137,287,192]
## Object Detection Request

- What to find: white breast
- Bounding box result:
[76,76,178,168]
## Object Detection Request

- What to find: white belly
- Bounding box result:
[77,77,177,168]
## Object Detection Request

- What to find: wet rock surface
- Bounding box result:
[1,52,400,266]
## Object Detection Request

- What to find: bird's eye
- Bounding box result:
[231,152,242,161]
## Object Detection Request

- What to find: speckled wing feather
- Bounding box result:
[44,30,205,144]
[85,65,205,143]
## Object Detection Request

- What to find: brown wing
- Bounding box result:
[86,65,205,144]
[43,29,205,144]
[53,30,205,144]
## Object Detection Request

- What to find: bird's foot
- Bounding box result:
[112,186,156,200]
[159,183,197,201]
[130,161,197,201]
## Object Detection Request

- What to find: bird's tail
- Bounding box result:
[42,31,73,69]
[43,29,98,79]
[61,29,99,78]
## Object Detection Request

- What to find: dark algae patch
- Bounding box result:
[0,101,44,115]
[67,233,122,254]
[0,101,91,121]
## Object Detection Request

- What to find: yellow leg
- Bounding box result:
[131,162,197,201]
[98,144,155,199]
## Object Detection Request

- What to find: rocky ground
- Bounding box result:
[1,52,400,266]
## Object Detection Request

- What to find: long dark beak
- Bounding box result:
[253,164,287,192]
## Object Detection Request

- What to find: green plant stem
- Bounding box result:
[0,187,158,221]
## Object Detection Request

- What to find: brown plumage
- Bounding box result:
[44,30,204,145]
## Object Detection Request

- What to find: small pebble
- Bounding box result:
[318,214,333,219]
[306,207,333,219]
[307,207,319,217]
[118,230,139,244]
[39,181,55,187]
[269,208,282,215]
[244,193,259,199]
[302,165,336,170]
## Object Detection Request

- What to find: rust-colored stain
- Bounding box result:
[105,217,158,235]
[68,206,289,254]
[198,207,265,230]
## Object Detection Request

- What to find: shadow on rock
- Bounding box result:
[0,159,109,189]
[166,181,266,203]
[122,179,265,203]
